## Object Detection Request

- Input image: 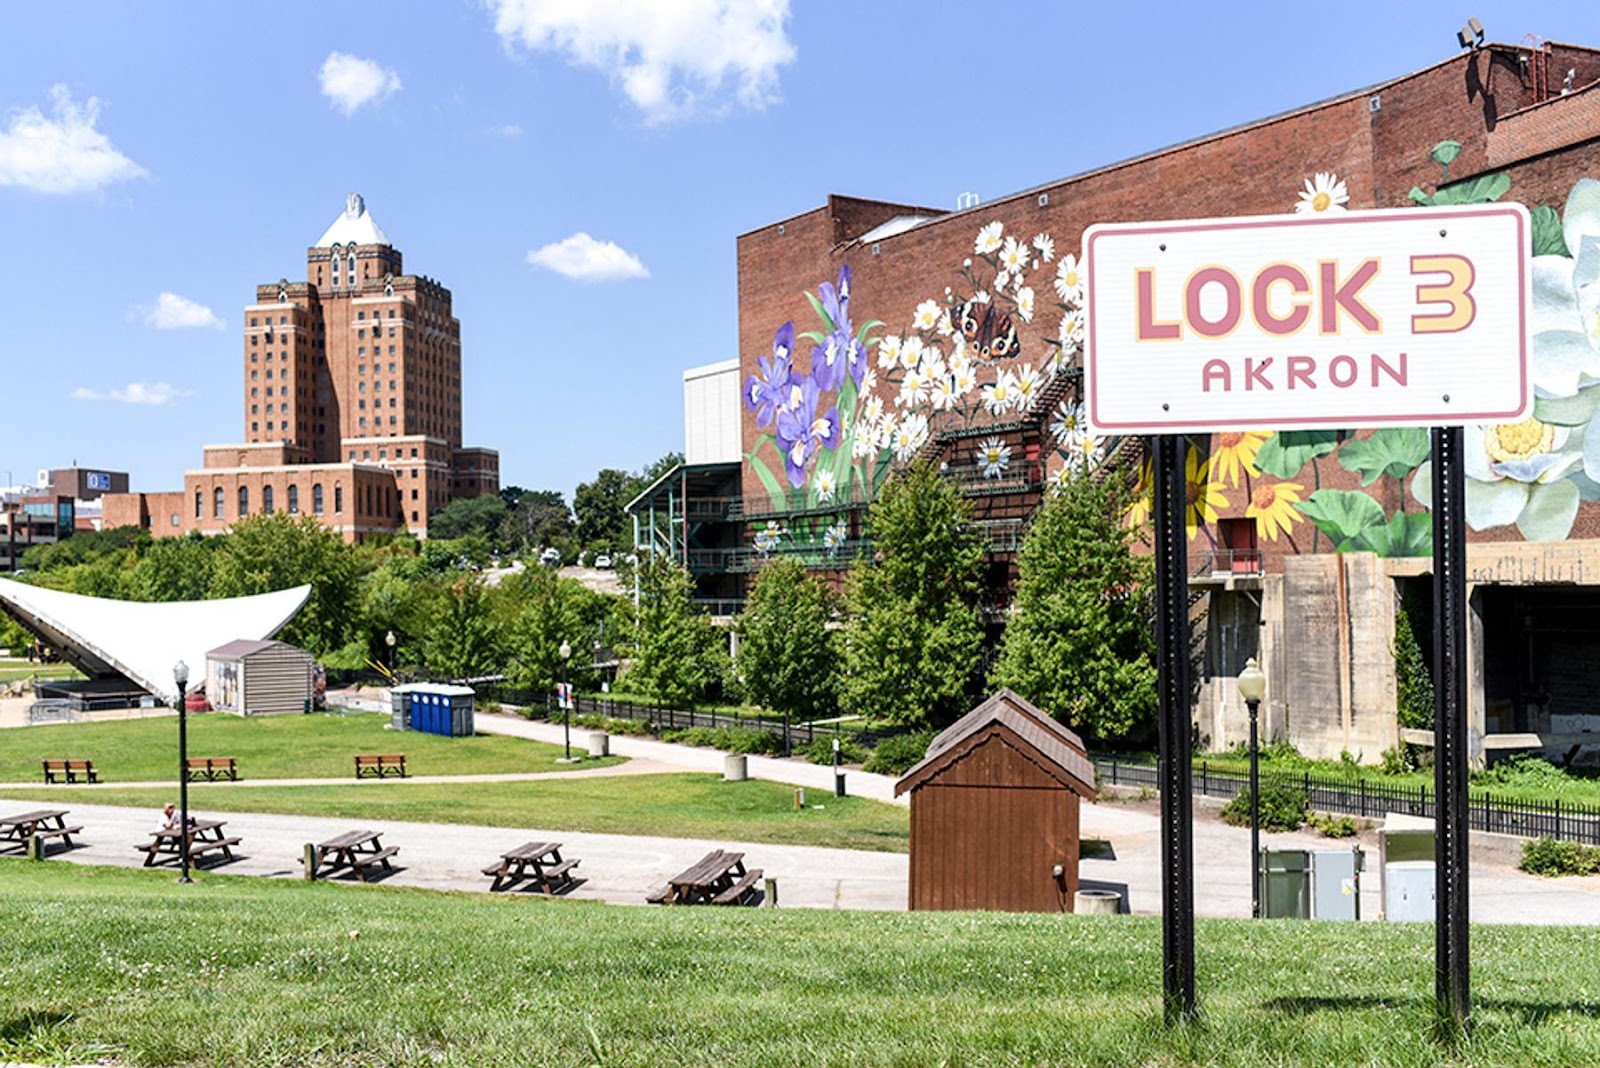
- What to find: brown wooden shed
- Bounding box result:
[894,688,1097,912]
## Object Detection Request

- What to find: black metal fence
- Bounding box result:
[1095,757,1600,846]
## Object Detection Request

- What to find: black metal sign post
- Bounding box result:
[1430,426,1470,1034]
[1152,433,1196,1023]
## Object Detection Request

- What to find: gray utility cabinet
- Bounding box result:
[1379,828,1436,922]
[1259,848,1364,920]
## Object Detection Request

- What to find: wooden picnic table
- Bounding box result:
[314,828,399,882]
[139,818,241,868]
[482,841,581,894]
[650,849,764,906]
[0,809,81,854]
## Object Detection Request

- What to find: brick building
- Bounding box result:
[721,38,1600,760]
[105,194,498,542]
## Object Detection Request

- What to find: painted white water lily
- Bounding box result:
[1413,414,1587,540]
[1533,179,1600,404]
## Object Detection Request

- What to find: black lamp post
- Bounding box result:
[1237,656,1267,919]
[174,659,192,884]
[559,639,572,761]
[385,629,396,675]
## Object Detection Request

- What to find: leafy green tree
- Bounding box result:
[991,466,1157,742]
[574,451,683,555]
[127,532,218,602]
[499,489,574,555]
[421,576,501,681]
[494,566,605,694]
[1394,600,1435,730]
[19,525,149,572]
[208,513,358,655]
[629,552,728,708]
[735,558,840,742]
[427,494,508,542]
[842,461,985,727]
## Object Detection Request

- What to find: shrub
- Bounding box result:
[477,699,501,716]
[1475,753,1571,793]
[1220,781,1307,832]
[800,736,869,766]
[863,731,935,775]
[658,726,783,755]
[1378,745,1418,776]
[1520,836,1600,877]
[1309,813,1358,838]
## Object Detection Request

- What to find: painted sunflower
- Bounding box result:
[1208,430,1269,488]
[1248,481,1306,541]
[1185,446,1229,540]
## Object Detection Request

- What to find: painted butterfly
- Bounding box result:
[953,298,1020,361]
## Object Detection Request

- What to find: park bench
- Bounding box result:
[482,841,581,894]
[711,867,765,906]
[353,753,406,779]
[41,759,98,784]
[649,849,762,906]
[184,756,239,782]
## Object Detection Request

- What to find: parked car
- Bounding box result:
[539,547,561,567]
[594,554,613,569]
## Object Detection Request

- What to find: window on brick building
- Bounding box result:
[263,486,274,514]
[193,490,201,519]
[287,485,299,514]
[239,486,249,516]
[313,484,324,515]
[334,485,343,513]
[213,488,224,519]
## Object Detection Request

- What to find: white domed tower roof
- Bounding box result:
[315,192,390,248]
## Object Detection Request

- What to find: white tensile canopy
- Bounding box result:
[0,577,311,702]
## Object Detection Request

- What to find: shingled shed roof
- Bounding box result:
[894,688,1097,798]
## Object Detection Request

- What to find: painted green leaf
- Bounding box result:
[1295,489,1387,544]
[798,330,827,345]
[747,436,789,511]
[1254,430,1340,479]
[856,319,885,343]
[1352,511,1433,557]
[1428,173,1512,205]
[1430,140,1462,168]
[1336,428,1431,486]
[804,290,836,333]
[1408,186,1433,206]
[1531,204,1571,257]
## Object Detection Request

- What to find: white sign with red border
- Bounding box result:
[1082,204,1531,434]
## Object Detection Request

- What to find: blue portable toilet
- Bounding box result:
[401,684,476,737]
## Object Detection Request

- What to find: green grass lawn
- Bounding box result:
[0,710,622,783]
[0,773,910,852]
[1190,751,1600,807]
[0,658,82,683]
[2,863,1597,1067]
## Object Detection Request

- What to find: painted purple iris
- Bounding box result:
[774,373,842,488]
[811,266,866,390]
[744,321,797,429]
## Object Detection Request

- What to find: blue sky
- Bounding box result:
[1,1,1594,503]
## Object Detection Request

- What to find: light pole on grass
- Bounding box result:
[559,639,572,760]
[174,659,192,884]
[1237,656,1267,919]
[385,629,396,675]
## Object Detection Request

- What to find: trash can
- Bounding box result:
[1261,849,1311,919]
[390,686,411,731]
[724,754,748,781]
[1074,889,1121,914]
[587,730,609,758]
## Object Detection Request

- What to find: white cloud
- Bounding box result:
[318,52,402,115]
[138,292,224,331]
[490,123,524,138]
[71,382,192,407]
[527,233,650,282]
[489,0,795,123]
[0,85,146,195]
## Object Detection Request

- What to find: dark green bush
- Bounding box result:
[1520,836,1600,877]
[1220,781,1307,832]
[1475,753,1571,792]
[658,726,783,755]
[1378,745,1418,776]
[799,736,869,766]
[863,731,935,775]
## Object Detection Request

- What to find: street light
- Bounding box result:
[1237,656,1267,919]
[174,659,192,884]
[559,639,573,761]
[385,630,396,675]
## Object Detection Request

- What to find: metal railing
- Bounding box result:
[1192,549,1264,577]
[1095,757,1600,845]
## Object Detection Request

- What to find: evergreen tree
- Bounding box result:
[629,552,727,708]
[1393,601,1435,730]
[735,558,840,746]
[842,461,984,727]
[992,466,1157,742]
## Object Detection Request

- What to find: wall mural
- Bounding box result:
[744,159,1600,561]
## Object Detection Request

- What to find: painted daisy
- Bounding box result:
[1000,235,1028,274]
[824,520,848,551]
[862,393,884,424]
[860,366,877,394]
[982,370,1020,414]
[877,334,902,370]
[1050,399,1088,445]
[918,348,947,382]
[1058,306,1085,350]
[900,335,925,371]
[1066,432,1107,472]
[1054,254,1086,303]
[975,221,1004,255]
[814,468,837,502]
[1033,233,1055,262]
[979,436,1012,478]
[1295,171,1349,214]
[953,365,978,397]
[892,412,930,461]
[1014,364,1043,408]
[936,309,954,337]
[1016,285,1035,323]
[930,376,959,411]
[913,300,942,331]
[897,367,929,407]
[852,425,877,458]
